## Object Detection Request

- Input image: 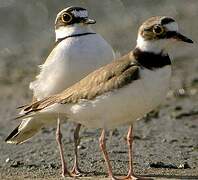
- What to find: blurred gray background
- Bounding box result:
[0,0,198,179]
[0,0,197,87]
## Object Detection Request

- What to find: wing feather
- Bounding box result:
[20,53,139,116]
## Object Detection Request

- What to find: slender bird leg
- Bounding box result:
[99,129,118,180]
[124,125,152,180]
[70,123,83,176]
[56,117,70,177]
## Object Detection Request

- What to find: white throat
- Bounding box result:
[136,35,166,54]
[55,24,94,41]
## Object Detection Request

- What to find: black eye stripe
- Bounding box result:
[156,31,177,39]
[164,31,177,38]
[59,16,87,26]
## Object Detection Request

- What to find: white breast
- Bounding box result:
[30,34,115,100]
[49,66,171,129]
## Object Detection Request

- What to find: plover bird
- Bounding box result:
[8,16,193,179]
[5,6,115,177]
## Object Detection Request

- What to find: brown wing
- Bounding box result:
[21,53,139,115]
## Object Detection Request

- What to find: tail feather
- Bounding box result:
[5,125,20,144]
[5,118,43,144]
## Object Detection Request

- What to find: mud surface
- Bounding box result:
[1,86,198,179]
[0,0,198,179]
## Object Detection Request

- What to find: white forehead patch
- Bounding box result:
[72,10,88,18]
[164,22,178,32]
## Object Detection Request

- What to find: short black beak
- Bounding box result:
[83,18,96,24]
[173,32,193,43]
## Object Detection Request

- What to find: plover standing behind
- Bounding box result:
[5,6,115,177]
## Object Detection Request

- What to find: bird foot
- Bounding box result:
[61,168,71,178]
[121,174,153,180]
[70,166,84,177]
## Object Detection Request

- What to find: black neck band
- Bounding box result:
[133,48,171,70]
[55,32,96,46]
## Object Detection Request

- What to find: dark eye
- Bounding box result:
[62,13,72,23]
[153,25,164,35]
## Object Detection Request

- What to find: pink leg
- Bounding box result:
[127,125,134,178]
[99,129,118,180]
[56,118,70,177]
[124,125,152,180]
[70,123,83,176]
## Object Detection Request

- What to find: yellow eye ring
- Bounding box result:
[61,13,73,23]
[153,25,164,35]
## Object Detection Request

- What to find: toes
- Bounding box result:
[120,175,153,180]
[70,167,84,177]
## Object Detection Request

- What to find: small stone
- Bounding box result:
[149,161,178,169]
[177,88,186,96]
[149,161,165,168]
[175,106,182,111]
[78,145,86,150]
[10,161,23,168]
[169,139,178,144]
[5,158,10,163]
[178,162,191,169]
[49,163,56,169]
